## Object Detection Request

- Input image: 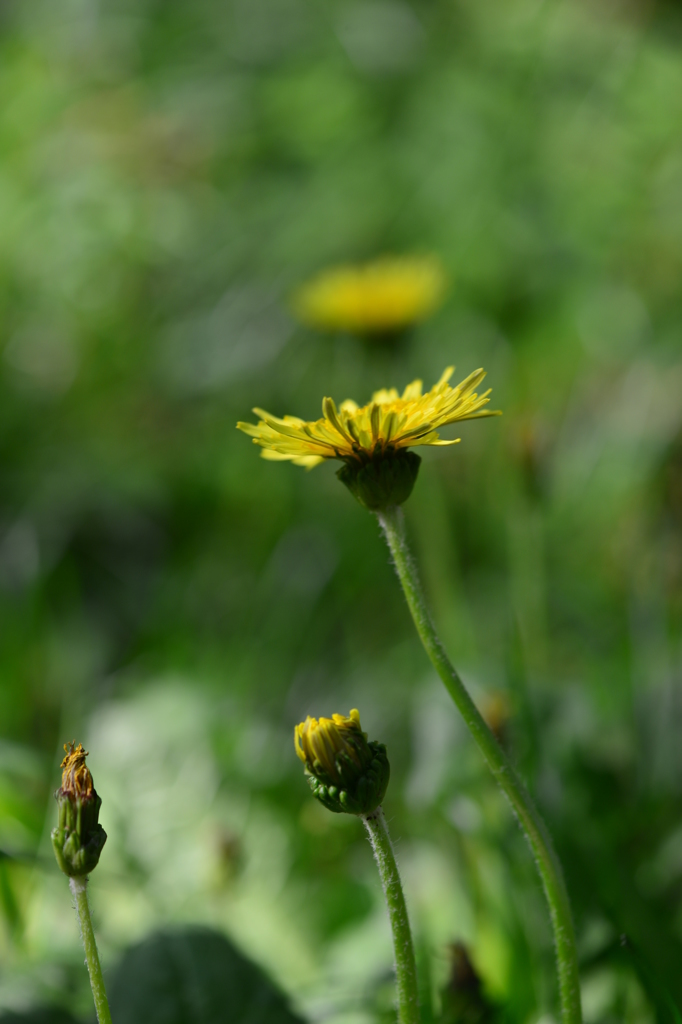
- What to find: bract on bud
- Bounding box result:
[294,709,390,815]
[51,742,107,877]
[337,449,421,511]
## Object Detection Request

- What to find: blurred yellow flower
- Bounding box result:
[292,256,446,335]
[237,365,499,469]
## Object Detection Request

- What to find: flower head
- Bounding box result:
[292,256,446,337]
[238,366,497,468]
[295,709,390,815]
[59,742,94,800]
[52,741,107,877]
[237,366,500,509]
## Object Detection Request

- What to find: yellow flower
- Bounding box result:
[292,256,446,335]
[294,709,390,815]
[295,709,366,785]
[237,365,499,470]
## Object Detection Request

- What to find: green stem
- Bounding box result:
[362,807,420,1024]
[377,505,582,1024]
[69,877,113,1024]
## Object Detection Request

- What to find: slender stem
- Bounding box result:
[378,505,582,1024]
[69,877,113,1024]
[362,807,420,1024]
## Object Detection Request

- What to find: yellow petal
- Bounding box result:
[401,378,423,400]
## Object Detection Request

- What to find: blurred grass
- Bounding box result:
[1,0,682,1021]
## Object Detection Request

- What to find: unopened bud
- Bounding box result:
[337,450,421,511]
[294,709,390,815]
[51,742,107,877]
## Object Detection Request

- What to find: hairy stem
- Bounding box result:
[378,505,581,1024]
[69,877,113,1024]
[362,807,420,1024]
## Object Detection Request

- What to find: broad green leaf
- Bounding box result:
[107,926,305,1024]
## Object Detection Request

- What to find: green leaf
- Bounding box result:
[107,926,306,1024]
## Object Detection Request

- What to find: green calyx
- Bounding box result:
[51,789,107,877]
[337,450,421,511]
[305,740,390,815]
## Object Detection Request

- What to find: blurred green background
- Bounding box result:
[1,0,682,1021]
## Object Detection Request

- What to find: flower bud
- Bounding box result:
[51,742,107,877]
[337,450,421,511]
[294,709,390,815]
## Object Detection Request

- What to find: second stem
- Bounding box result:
[362,807,420,1024]
[378,505,581,1024]
[69,877,113,1024]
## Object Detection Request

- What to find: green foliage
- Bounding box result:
[0,0,681,1021]
[107,926,305,1024]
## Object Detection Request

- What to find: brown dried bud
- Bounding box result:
[51,741,107,877]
